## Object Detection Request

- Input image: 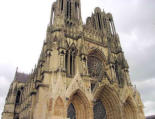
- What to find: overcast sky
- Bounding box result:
[0,0,155,118]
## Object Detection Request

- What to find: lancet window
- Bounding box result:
[60,0,63,11]
[50,8,55,25]
[75,2,80,20]
[114,61,121,85]
[97,13,102,29]
[15,90,21,104]
[65,47,76,77]
[67,0,71,19]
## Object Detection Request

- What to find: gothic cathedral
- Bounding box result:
[2,0,145,119]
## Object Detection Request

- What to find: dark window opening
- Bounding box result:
[70,2,72,19]
[97,13,102,29]
[61,0,63,11]
[65,51,68,72]
[114,61,120,84]
[67,1,69,18]
[67,103,76,119]
[91,83,96,92]
[65,49,76,77]
[70,53,73,75]
[15,91,21,104]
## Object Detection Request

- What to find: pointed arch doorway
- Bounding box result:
[67,90,91,119]
[93,86,122,119]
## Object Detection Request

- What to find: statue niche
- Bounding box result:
[54,97,65,117]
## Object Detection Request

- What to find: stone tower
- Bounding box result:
[2,0,145,119]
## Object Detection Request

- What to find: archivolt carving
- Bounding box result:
[123,97,138,119]
[94,85,122,119]
[67,89,91,119]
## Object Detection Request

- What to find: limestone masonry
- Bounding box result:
[2,0,145,119]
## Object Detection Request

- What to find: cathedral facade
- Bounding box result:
[2,0,145,119]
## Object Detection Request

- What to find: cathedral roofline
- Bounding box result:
[14,71,30,83]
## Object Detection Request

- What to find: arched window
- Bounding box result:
[75,2,80,20]
[97,13,102,29]
[69,1,72,19]
[66,0,71,19]
[65,50,68,72]
[15,91,21,104]
[50,7,55,25]
[114,61,121,85]
[93,100,106,119]
[52,11,55,24]
[60,0,63,11]
[67,103,76,119]
[65,47,76,77]
[67,1,70,18]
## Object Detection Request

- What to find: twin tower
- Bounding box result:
[2,0,145,119]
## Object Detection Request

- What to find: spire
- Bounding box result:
[16,67,18,73]
[15,67,18,78]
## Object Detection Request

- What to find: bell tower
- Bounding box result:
[50,0,82,28]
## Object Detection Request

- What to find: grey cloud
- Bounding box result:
[135,79,155,102]
[125,38,155,81]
